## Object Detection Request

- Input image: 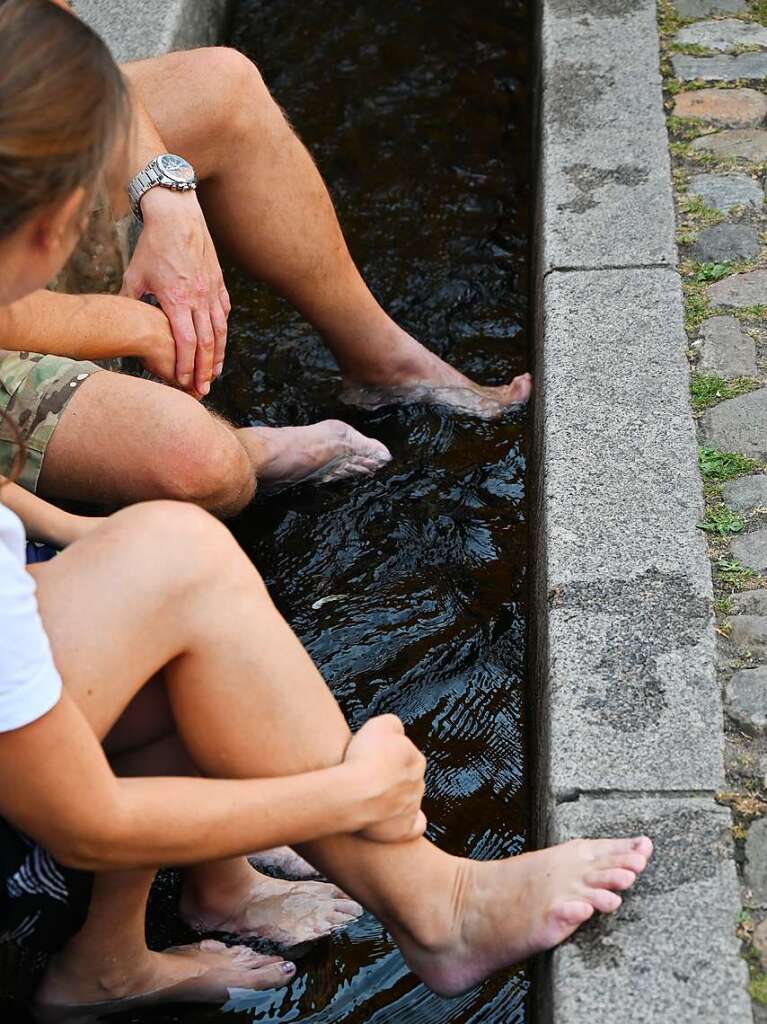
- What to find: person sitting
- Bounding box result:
[0,0,532,516]
[0,0,649,1016]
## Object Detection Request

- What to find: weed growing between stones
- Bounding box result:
[698,504,747,534]
[690,372,760,411]
[699,445,764,480]
[715,556,760,587]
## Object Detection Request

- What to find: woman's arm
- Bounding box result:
[0,694,425,872]
[0,291,177,384]
[1,482,104,548]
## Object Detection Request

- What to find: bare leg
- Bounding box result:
[38,372,390,513]
[30,505,651,1008]
[111,722,362,946]
[122,50,532,419]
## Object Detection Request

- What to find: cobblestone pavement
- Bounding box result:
[661,0,767,1010]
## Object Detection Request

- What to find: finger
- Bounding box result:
[192,308,215,397]
[210,298,228,378]
[169,306,197,391]
[220,284,232,319]
[368,714,404,735]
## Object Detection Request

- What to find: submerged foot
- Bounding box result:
[342,334,532,420]
[180,873,363,947]
[36,939,294,1018]
[244,421,391,494]
[249,846,320,880]
[399,836,653,997]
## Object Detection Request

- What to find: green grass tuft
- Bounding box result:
[691,262,734,284]
[715,557,758,587]
[690,374,760,412]
[699,446,763,481]
[698,505,746,535]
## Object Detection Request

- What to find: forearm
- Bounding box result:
[0,290,155,362]
[2,483,88,548]
[63,764,371,871]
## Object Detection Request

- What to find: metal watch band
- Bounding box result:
[127,157,197,222]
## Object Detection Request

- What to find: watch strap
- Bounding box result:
[127,157,197,222]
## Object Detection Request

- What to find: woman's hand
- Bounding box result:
[344,715,427,843]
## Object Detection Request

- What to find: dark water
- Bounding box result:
[4,0,533,1021]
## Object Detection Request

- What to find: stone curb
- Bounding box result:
[73,0,233,63]
[533,0,750,1020]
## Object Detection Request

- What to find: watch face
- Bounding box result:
[157,153,196,184]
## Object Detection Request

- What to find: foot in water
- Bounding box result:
[399,836,653,997]
[243,420,391,494]
[180,871,364,946]
[249,846,320,880]
[36,939,295,1019]
[341,332,532,420]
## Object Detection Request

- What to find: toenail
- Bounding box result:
[281,961,296,974]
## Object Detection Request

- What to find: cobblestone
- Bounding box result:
[725,667,767,735]
[732,529,767,573]
[674,89,767,128]
[724,476,767,514]
[673,53,767,82]
[746,817,767,906]
[707,270,767,307]
[698,315,757,378]
[690,128,767,161]
[692,223,761,262]
[674,0,748,15]
[675,18,767,52]
[688,172,763,212]
[702,390,767,460]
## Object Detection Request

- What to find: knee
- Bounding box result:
[169,428,255,517]
[191,47,274,135]
[146,400,255,516]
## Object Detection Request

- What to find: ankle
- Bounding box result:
[43,944,156,1003]
[393,856,474,954]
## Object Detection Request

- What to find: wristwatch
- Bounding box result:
[127,153,198,221]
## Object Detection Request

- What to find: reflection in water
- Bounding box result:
[6,0,533,1021]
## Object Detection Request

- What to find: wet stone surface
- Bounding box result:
[690,128,767,161]
[688,172,763,212]
[693,223,761,262]
[732,529,767,572]
[674,88,767,127]
[724,476,767,514]
[673,52,767,81]
[703,391,767,460]
[675,18,767,52]
[698,315,757,378]
[707,270,767,307]
[726,667,767,735]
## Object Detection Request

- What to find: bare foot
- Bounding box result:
[249,846,320,880]
[180,873,364,946]
[342,335,532,420]
[35,939,295,1020]
[241,420,391,494]
[398,836,653,997]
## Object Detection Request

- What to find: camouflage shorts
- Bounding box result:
[0,352,101,492]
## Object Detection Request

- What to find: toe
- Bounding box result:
[589,889,623,914]
[584,868,636,892]
[333,898,364,917]
[603,851,649,874]
[552,899,595,930]
[246,960,296,990]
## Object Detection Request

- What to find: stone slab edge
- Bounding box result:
[72,0,234,64]
[531,0,750,1020]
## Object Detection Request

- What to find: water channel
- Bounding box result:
[7,0,534,1020]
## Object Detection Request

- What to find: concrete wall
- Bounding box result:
[531,0,751,1020]
[72,0,233,63]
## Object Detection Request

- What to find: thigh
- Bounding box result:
[29,503,209,740]
[38,368,222,507]
[121,49,255,180]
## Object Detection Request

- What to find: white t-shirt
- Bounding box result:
[0,502,62,732]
